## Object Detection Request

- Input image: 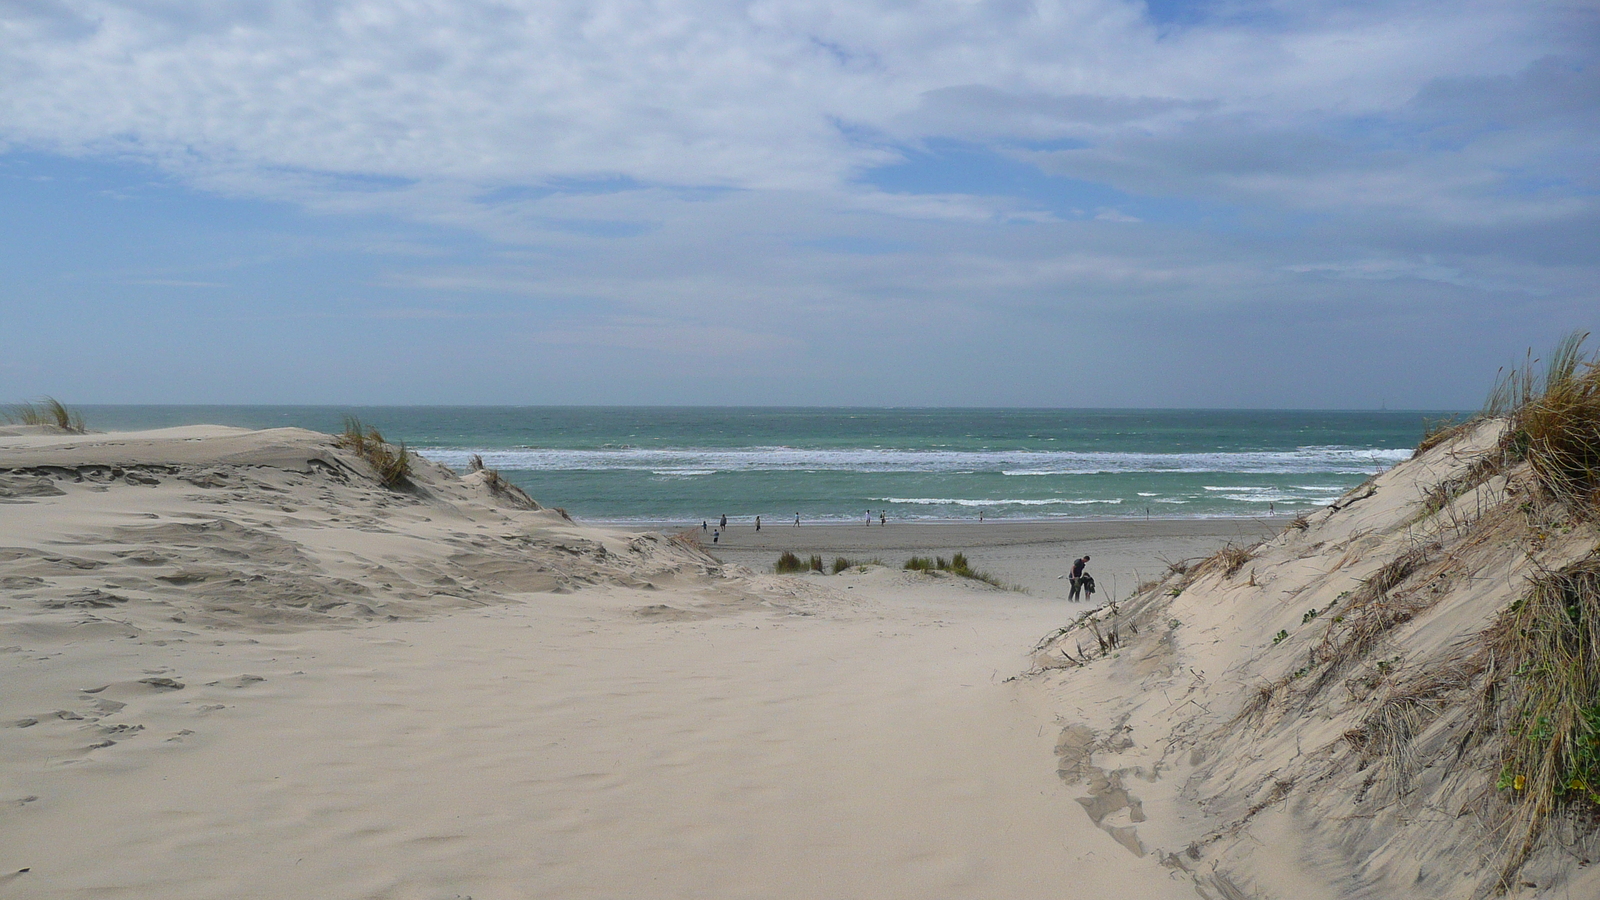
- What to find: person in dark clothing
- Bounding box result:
[1069,555,1091,601]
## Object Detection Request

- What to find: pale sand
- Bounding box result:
[1,426,1204,899]
[707,518,1288,600]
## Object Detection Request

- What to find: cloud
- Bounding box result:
[0,0,1594,406]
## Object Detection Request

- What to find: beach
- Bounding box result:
[702,517,1289,599]
[0,424,1224,899]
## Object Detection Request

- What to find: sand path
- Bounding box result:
[5,576,1193,899]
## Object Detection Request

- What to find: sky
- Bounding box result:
[1,0,1596,408]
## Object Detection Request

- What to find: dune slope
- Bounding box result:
[1034,419,1600,899]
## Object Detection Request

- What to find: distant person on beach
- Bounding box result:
[795,513,800,526]
[720,514,727,529]
[1069,555,1090,601]
[879,511,886,526]
[755,516,761,531]
[713,529,719,544]
[866,510,872,525]
[702,520,707,532]
[979,510,984,523]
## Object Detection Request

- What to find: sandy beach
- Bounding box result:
[11,421,1595,898]
[0,425,1209,899]
[702,517,1289,600]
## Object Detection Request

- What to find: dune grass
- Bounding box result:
[1488,556,1600,881]
[467,454,537,507]
[1489,331,1600,518]
[4,397,85,433]
[904,552,1018,590]
[335,416,412,489]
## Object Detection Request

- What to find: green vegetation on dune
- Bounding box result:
[4,397,85,433]
[335,416,412,489]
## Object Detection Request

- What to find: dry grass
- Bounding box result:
[1343,656,1487,788]
[1417,416,1479,454]
[1489,331,1600,519]
[1485,556,1600,883]
[4,397,85,433]
[468,454,538,507]
[334,416,412,489]
[1192,543,1255,580]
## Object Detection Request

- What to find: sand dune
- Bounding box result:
[1033,419,1600,898]
[2,425,1208,899]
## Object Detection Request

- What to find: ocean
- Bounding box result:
[77,406,1445,526]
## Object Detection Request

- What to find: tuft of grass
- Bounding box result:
[467,454,538,507]
[1416,415,1477,454]
[1194,543,1254,579]
[335,416,412,489]
[1488,331,1600,518]
[4,397,85,433]
[775,551,808,574]
[809,554,824,573]
[904,552,1019,590]
[1486,556,1600,881]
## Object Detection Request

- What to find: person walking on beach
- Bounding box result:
[866,509,872,526]
[702,520,708,532]
[755,516,761,532]
[713,529,719,544]
[720,514,727,530]
[879,511,886,526]
[1069,555,1091,601]
[794,512,800,527]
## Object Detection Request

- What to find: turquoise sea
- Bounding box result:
[79,407,1448,525]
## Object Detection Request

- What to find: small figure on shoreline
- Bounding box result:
[755,515,761,532]
[879,511,886,526]
[979,510,984,523]
[794,512,800,527]
[866,509,872,526]
[702,520,708,532]
[720,514,727,530]
[713,529,720,544]
[1069,555,1091,601]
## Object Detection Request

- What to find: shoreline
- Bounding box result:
[697,516,1294,602]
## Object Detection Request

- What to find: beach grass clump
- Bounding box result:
[4,397,85,433]
[1489,331,1600,517]
[1488,556,1600,877]
[335,416,412,489]
[903,552,1016,589]
[1194,543,1254,579]
[830,556,884,573]
[808,554,824,573]
[775,551,808,574]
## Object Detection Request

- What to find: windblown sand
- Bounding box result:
[0,426,1250,899]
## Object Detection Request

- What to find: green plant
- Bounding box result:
[1302,608,1320,624]
[335,416,412,489]
[808,554,824,573]
[903,552,1017,590]
[4,397,85,433]
[1488,331,1600,517]
[1488,556,1600,880]
[1272,629,1290,645]
[775,551,807,574]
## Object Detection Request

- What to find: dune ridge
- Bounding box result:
[1034,418,1600,898]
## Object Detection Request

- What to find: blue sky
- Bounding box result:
[1,0,1595,407]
